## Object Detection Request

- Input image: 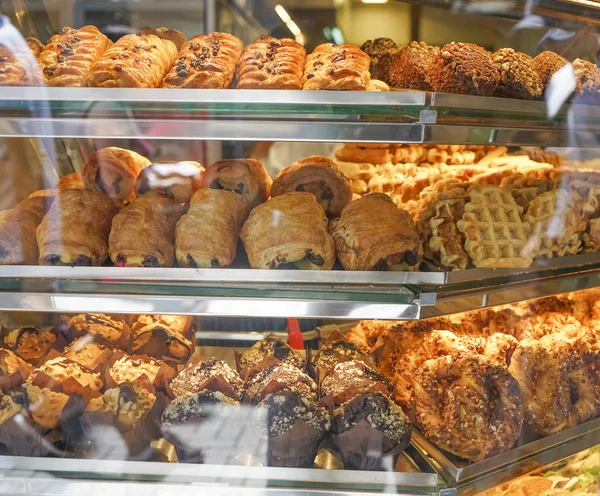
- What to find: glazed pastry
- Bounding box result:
[0,196,53,265]
[241,192,335,270]
[131,321,193,363]
[271,156,352,217]
[26,37,44,57]
[82,147,151,203]
[176,189,249,268]
[0,37,43,86]
[237,36,306,90]
[28,356,103,391]
[162,32,243,88]
[303,43,371,91]
[37,26,110,86]
[171,357,243,400]
[135,161,204,203]
[239,334,305,373]
[109,197,185,267]
[66,313,130,348]
[58,172,84,189]
[37,189,119,266]
[2,326,57,363]
[199,158,271,209]
[330,193,423,271]
[87,31,177,88]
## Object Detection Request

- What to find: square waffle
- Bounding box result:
[429,197,469,270]
[457,185,532,268]
[500,175,555,209]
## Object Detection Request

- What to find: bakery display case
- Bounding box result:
[0,0,599,495]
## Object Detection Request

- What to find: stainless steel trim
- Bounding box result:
[196,330,320,342]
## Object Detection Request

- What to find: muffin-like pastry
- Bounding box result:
[239,334,305,373]
[171,358,243,400]
[531,51,568,90]
[389,41,439,90]
[573,58,600,102]
[131,322,193,363]
[426,42,499,96]
[107,355,162,385]
[321,360,392,406]
[244,362,318,405]
[0,394,47,456]
[360,38,400,84]
[87,383,156,427]
[66,314,130,348]
[312,339,372,373]
[132,315,194,341]
[0,349,33,392]
[2,327,57,363]
[492,48,542,100]
[28,356,103,391]
[63,337,113,372]
[22,384,70,430]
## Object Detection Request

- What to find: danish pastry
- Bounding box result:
[0,37,44,86]
[303,43,371,91]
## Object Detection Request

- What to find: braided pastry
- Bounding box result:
[0,38,43,86]
[303,43,371,91]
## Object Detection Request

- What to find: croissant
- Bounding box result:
[0,196,54,265]
[199,158,271,209]
[271,155,352,217]
[0,37,44,86]
[109,197,185,267]
[162,32,243,88]
[82,147,151,203]
[58,172,84,189]
[237,36,306,90]
[176,189,249,268]
[330,193,423,271]
[135,161,203,203]
[87,32,177,88]
[241,192,335,270]
[37,189,120,266]
[37,26,110,86]
[303,43,371,91]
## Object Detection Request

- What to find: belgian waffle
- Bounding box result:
[500,175,555,209]
[457,185,532,268]
[429,197,469,270]
[583,218,600,252]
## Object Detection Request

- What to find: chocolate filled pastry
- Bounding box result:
[244,362,318,405]
[131,321,193,363]
[388,41,439,90]
[162,32,243,88]
[82,147,151,203]
[426,42,500,96]
[531,51,568,91]
[0,196,54,265]
[241,192,335,270]
[0,349,33,392]
[360,38,400,85]
[0,37,44,86]
[37,189,120,266]
[271,156,352,217]
[87,31,178,88]
[109,197,185,268]
[237,36,306,90]
[199,158,271,209]
[171,357,243,400]
[135,161,204,203]
[303,43,371,91]
[492,49,542,100]
[239,334,305,373]
[413,354,524,461]
[66,313,131,349]
[132,314,194,341]
[330,193,423,271]
[2,326,57,364]
[175,189,249,268]
[27,356,103,392]
[58,172,84,190]
[37,26,110,86]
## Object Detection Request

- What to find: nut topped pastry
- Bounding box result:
[66,313,130,348]
[171,357,243,400]
[531,51,568,90]
[0,349,33,391]
[360,37,400,84]
[313,339,371,372]
[108,355,162,385]
[28,356,103,391]
[22,384,71,430]
[239,334,305,372]
[132,314,194,340]
[390,41,439,90]
[2,327,57,363]
[244,361,318,404]
[492,49,542,100]
[63,337,113,372]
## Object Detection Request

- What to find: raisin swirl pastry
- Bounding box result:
[109,197,185,267]
[37,26,110,86]
[162,32,243,88]
[271,156,352,217]
[237,36,306,90]
[303,43,371,91]
[241,192,335,270]
[330,193,423,271]
[37,189,120,266]
[0,37,44,86]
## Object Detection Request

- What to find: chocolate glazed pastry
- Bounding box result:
[36,189,120,266]
[241,192,335,270]
[135,161,204,203]
[109,197,185,268]
[270,156,353,217]
[239,334,305,373]
[0,196,54,265]
[329,193,423,271]
[176,189,249,268]
[2,326,57,363]
[199,158,272,209]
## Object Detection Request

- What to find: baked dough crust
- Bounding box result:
[0,37,44,86]
[241,191,335,270]
[303,43,371,91]
[38,26,110,87]
[237,36,306,90]
[330,193,423,271]
[176,188,249,268]
[58,172,84,189]
[162,32,243,88]
[199,158,271,209]
[82,147,151,203]
[109,197,185,267]
[135,161,203,203]
[37,189,119,266]
[271,155,352,217]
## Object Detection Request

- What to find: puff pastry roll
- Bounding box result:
[82,147,151,203]
[87,32,177,88]
[162,32,243,89]
[0,38,43,86]
[109,197,185,267]
[237,36,306,90]
[37,189,119,266]
[200,158,271,209]
[58,172,84,189]
[271,156,352,217]
[303,43,371,91]
[37,26,110,87]
[241,192,335,270]
[330,193,423,271]
[0,196,53,265]
[176,189,248,268]
[135,161,203,203]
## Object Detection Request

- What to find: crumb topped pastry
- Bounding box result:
[108,356,161,385]
[23,384,70,429]
[4,327,56,362]
[531,51,568,90]
[244,362,318,404]
[240,334,305,372]
[67,314,128,346]
[87,383,156,426]
[29,356,103,391]
[492,48,542,100]
[171,358,243,399]
[390,41,439,90]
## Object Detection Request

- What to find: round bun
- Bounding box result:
[389,41,439,90]
[531,51,568,89]
[492,48,542,100]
